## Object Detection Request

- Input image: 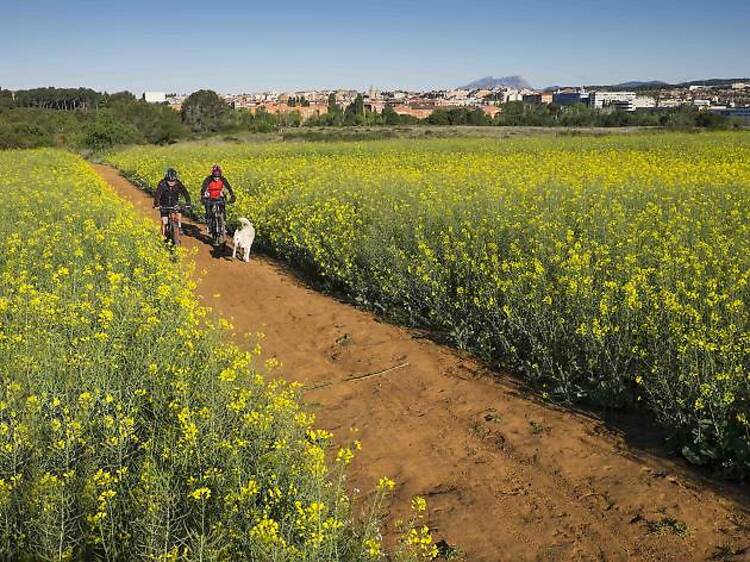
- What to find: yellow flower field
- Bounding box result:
[109,132,750,474]
[0,149,423,561]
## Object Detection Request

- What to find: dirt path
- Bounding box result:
[93,163,749,562]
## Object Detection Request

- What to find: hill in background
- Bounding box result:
[587,78,749,91]
[612,80,670,89]
[459,75,532,90]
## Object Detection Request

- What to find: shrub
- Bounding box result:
[80,109,141,150]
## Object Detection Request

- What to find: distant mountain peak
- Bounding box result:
[605,80,669,90]
[459,75,532,90]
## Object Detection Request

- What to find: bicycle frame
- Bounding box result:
[207,200,226,246]
[160,205,182,246]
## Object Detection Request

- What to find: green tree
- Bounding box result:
[382,105,400,125]
[104,93,185,144]
[181,89,232,133]
[239,106,284,133]
[353,94,365,116]
[104,91,137,106]
[0,122,54,149]
[0,88,13,110]
[343,95,366,126]
[146,106,186,144]
[468,107,490,125]
[497,101,524,125]
[664,108,697,130]
[80,109,140,151]
[558,104,597,127]
[695,110,730,129]
[426,108,450,125]
[12,87,102,110]
[283,110,302,127]
[327,92,340,115]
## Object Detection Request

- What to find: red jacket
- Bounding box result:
[200,176,236,202]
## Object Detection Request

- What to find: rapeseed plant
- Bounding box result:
[0,149,433,561]
[110,132,750,473]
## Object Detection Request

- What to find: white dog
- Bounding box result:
[232,218,255,262]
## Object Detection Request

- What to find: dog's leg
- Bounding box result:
[244,247,250,262]
[232,241,237,259]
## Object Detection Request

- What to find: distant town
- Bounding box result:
[3,76,748,152]
[146,77,750,121]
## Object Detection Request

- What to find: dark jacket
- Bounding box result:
[200,176,236,203]
[154,179,191,208]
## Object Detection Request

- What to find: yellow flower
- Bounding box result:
[336,446,355,465]
[377,477,396,492]
[250,516,285,546]
[364,537,381,558]
[189,487,212,501]
[411,496,427,513]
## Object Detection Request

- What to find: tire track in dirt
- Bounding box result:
[93,163,749,562]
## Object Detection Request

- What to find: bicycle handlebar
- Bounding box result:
[202,197,235,205]
[157,205,190,212]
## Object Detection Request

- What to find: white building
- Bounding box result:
[143,91,167,103]
[633,95,656,109]
[504,89,523,103]
[657,99,685,108]
[590,91,637,110]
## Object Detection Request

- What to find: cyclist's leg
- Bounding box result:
[161,214,168,238]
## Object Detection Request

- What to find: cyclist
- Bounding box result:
[200,164,236,236]
[154,168,192,241]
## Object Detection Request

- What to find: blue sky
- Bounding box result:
[2,0,748,93]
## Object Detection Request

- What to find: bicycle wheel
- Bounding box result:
[219,213,227,248]
[170,218,180,246]
[165,217,175,246]
[212,213,221,247]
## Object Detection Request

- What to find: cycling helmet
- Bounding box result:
[211,165,222,178]
[166,168,178,181]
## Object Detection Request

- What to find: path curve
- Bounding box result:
[93,163,749,562]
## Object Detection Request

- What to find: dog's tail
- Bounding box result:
[238,217,252,228]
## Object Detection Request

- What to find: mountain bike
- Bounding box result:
[205,198,227,247]
[159,204,189,247]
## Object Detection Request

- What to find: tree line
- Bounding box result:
[0,86,742,151]
[0,87,306,150]
[11,87,103,110]
[0,87,185,150]
[180,91,744,131]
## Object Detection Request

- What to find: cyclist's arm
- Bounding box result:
[200,177,210,201]
[153,182,164,207]
[223,178,236,203]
